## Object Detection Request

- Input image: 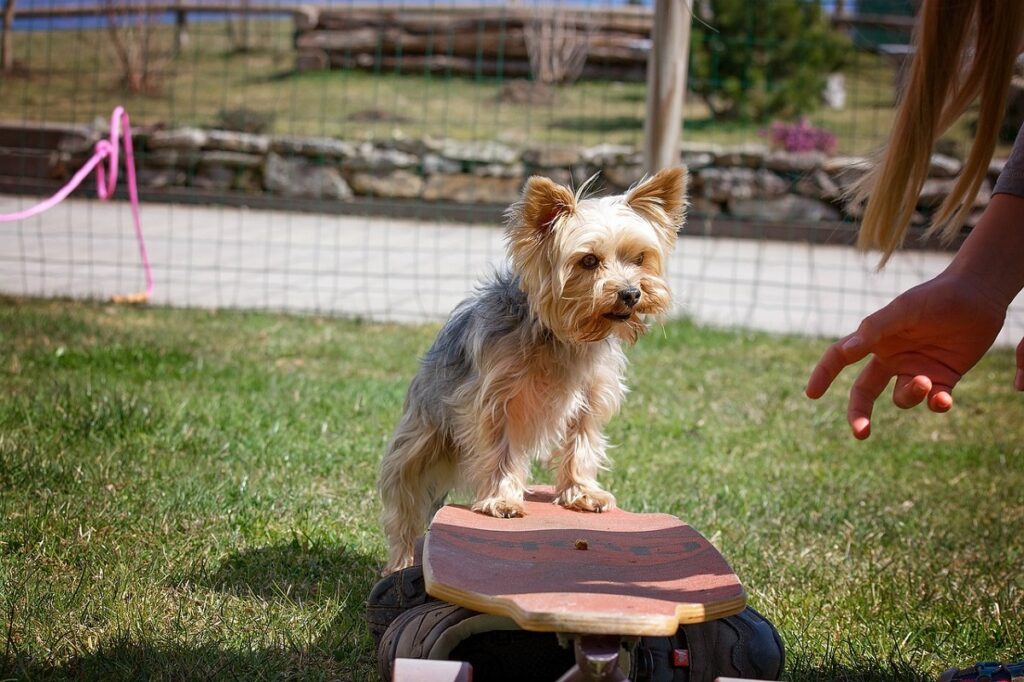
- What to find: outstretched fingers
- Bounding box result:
[806,334,871,399]
[806,303,904,400]
[892,374,930,409]
[927,384,954,412]
[847,358,893,440]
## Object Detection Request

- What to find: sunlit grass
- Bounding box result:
[1,297,1022,680]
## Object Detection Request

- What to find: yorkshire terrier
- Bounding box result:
[379,167,687,573]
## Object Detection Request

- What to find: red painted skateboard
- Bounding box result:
[423,486,746,637]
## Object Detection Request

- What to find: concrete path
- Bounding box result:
[2,194,1023,347]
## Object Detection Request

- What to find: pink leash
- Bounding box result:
[0,106,153,303]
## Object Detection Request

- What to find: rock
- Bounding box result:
[679,141,724,157]
[989,158,1006,181]
[148,127,208,151]
[471,162,524,178]
[348,170,424,199]
[755,169,789,197]
[823,155,872,192]
[345,143,419,171]
[199,151,263,169]
[57,133,97,155]
[602,164,645,190]
[794,169,841,201]
[974,180,992,208]
[929,153,962,178]
[384,137,434,156]
[697,167,786,201]
[687,195,721,217]
[143,149,193,169]
[523,146,580,168]
[965,209,986,228]
[698,167,757,202]
[422,173,522,204]
[233,169,261,192]
[263,152,352,200]
[729,195,840,222]
[580,143,641,167]
[822,155,871,176]
[679,151,715,171]
[439,139,520,165]
[715,143,768,168]
[205,130,270,154]
[270,136,355,159]
[137,168,186,189]
[192,163,235,191]
[422,153,462,175]
[765,150,826,173]
[917,178,956,208]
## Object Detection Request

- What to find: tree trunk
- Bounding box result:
[1,0,16,73]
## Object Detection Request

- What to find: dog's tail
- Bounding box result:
[379,409,456,574]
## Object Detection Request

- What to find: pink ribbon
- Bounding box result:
[0,106,153,302]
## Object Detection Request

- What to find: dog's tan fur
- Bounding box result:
[379,167,687,574]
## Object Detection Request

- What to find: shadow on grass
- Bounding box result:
[3,638,360,680]
[2,541,381,680]
[195,540,379,603]
[786,657,932,682]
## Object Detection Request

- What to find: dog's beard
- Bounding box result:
[535,273,672,345]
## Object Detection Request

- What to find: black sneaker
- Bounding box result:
[631,607,784,682]
[366,564,437,648]
[368,565,784,682]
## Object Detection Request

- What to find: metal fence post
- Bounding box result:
[643,0,692,174]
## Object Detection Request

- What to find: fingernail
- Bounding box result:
[842,335,863,352]
[1016,369,1024,391]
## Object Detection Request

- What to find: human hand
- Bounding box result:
[805,269,1010,439]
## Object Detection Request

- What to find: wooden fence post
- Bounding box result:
[643,0,692,174]
[1,0,16,73]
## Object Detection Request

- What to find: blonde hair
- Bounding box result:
[851,0,1024,265]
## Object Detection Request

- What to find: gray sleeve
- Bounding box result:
[993,123,1024,197]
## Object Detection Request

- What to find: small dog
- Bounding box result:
[379,167,687,573]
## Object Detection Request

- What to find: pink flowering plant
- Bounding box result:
[761,117,837,154]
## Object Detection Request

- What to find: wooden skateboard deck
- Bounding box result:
[423,486,746,636]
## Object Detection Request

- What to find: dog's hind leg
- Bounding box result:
[379,410,455,574]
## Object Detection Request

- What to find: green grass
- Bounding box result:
[0,19,992,156]
[1,297,1022,681]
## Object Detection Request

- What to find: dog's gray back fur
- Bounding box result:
[411,268,538,428]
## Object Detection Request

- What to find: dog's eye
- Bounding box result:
[579,254,600,270]
[634,253,645,266]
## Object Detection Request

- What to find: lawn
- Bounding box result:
[0,18,989,156]
[1,297,1022,680]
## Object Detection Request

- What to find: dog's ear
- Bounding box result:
[514,176,577,237]
[625,166,688,246]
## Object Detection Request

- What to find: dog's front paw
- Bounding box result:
[472,496,525,519]
[556,486,616,513]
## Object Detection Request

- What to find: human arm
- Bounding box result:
[805,192,1024,439]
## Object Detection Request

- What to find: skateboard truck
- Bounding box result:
[555,634,635,682]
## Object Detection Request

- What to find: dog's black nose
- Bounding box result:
[618,286,641,308]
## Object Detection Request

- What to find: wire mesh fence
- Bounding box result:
[1,0,1022,345]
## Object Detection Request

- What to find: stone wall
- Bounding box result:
[41,125,1002,229]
